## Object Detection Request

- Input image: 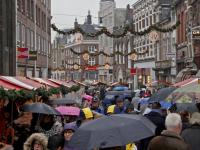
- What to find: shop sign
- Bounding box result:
[192,30,200,39]
[84,66,99,71]
[171,68,176,75]
[159,71,164,74]
[166,52,176,58]
[130,68,137,75]
[28,51,37,60]
[18,48,29,59]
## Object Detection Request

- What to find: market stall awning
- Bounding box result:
[73,80,87,86]
[28,77,60,87]
[173,78,196,87]
[0,79,21,90]
[110,82,119,86]
[49,79,72,87]
[0,76,35,90]
[145,80,173,86]
[14,76,50,89]
[180,78,199,86]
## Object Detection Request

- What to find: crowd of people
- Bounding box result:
[1,86,200,150]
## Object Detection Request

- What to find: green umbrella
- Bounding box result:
[164,84,200,103]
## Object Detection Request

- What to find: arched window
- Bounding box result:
[119,43,121,64]
[122,43,125,63]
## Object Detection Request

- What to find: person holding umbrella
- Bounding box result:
[116,97,126,114]
[76,108,94,127]
[90,97,104,115]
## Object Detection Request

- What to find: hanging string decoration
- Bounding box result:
[66,61,118,67]
[74,33,83,44]
[51,21,181,38]
[149,30,159,42]
[83,53,90,60]
[131,54,137,60]
[70,48,149,57]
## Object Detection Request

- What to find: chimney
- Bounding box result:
[87,10,92,25]
[74,17,78,28]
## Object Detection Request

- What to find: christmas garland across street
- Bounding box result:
[70,48,149,56]
[66,61,118,67]
[51,21,181,38]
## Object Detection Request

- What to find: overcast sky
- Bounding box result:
[51,0,138,42]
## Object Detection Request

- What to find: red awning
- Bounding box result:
[13,76,50,89]
[110,82,119,86]
[0,79,21,90]
[0,76,34,90]
[145,80,173,86]
[173,78,196,87]
[28,77,60,87]
[48,79,72,87]
[73,80,87,86]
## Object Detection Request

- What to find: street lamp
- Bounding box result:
[98,17,104,28]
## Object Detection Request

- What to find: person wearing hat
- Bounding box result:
[76,108,94,127]
[90,97,104,115]
[126,103,134,114]
[116,97,126,114]
[107,105,121,115]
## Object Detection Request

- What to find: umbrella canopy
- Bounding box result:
[138,98,151,103]
[169,103,199,115]
[164,84,200,103]
[67,114,156,149]
[50,98,77,105]
[82,94,93,101]
[124,90,135,97]
[148,87,178,102]
[105,91,124,96]
[55,106,80,116]
[114,84,128,87]
[20,102,62,115]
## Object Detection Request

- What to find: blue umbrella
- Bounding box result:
[138,98,153,103]
[113,87,123,91]
[160,102,173,109]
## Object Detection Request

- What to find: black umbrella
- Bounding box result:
[148,87,178,102]
[104,91,124,96]
[187,105,199,116]
[124,90,135,98]
[49,98,77,105]
[20,102,62,115]
[67,114,156,149]
[169,103,194,113]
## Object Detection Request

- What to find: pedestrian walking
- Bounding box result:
[35,114,63,138]
[47,134,65,150]
[23,133,48,150]
[90,97,104,115]
[181,112,200,150]
[76,108,93,127]
[179,110,190,132]
[116,97,126,114]
[147,113,190,150]
[143,102,166,150]
[61,122,82,150]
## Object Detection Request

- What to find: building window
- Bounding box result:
[49,42,51,57]
[62,60,64,65]
[109,16,112,24]
[44,39,46,55]
[88,58,95,65]
[123,44,125,63]
[105,36,108,46]
[22,0,25,12]
[22,25,25,47]
[101,36,103,48]
[27,29,30,50]
[115,45,117,61]
[31,31,34,51]
[128,41,131,68]
[104,19,107,26]
[38,35,40,53]
[42,38,43,54]
[88,46,95,53]
[17,22,21,47]
[36,34,37,51]
[119,44,121,64]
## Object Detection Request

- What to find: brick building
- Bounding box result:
[113,4,134,88]
[0,0,16,76]
[16,0,51,78]
[64,11,99,82]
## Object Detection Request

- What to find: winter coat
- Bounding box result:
[143,111,166,150]
[181,125,200,150]
[148,130,191,150]
[61,122,82,150]
[24,133,48,150]
[131,97,140,110]
[181,118,190,132]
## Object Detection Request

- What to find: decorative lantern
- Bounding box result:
[131,54,137,60]
[74,33,83,44]
[105,64,109,69]
[148,30,159,42]
[74,64,79,69]
[83,53,89,60]
[79,68,82,72]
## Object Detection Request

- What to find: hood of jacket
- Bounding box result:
[24,133,48,150]
[61,122,78,135]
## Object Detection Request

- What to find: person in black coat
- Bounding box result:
[179,110,190,132]
[143,102,166,150]
[181,112,200,150]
